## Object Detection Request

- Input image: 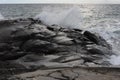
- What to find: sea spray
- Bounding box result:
[0,13,4,20]
[85,19,120,65]
[35,6,84,28]
[35,7,120,65]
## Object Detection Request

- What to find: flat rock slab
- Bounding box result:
[9,67,120,80]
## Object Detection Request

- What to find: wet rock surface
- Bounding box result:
[0,18,117,80]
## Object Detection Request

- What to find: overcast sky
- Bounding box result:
[0,0,120,4]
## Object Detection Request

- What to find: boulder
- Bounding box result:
[0,43,12,52]
[84,31,112,49]
[0,51,27,61]
[0,18,114,79]
[86,45,113,55]
[21,39,58,54]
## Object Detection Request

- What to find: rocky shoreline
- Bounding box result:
[0,18,118,80]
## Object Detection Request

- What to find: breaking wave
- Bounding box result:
[35,7,120,65]
[85,19,120,65]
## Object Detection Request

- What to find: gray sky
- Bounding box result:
[0,0,120,4]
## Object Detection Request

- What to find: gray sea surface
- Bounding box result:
[0,4,120,19]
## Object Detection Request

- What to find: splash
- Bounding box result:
[35,7,120,65]
[0,13,4,20]
[84,19,120,53]
[84,19,120,65]
[35,6,84,28]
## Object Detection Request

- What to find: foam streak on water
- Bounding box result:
[35,7,120,65]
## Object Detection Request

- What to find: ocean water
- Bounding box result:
[1,4,120,65]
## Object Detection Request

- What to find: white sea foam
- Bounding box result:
[109,55,120,65]
[35,7,120,65]
[85,19,120,65]
[0,13,4,20]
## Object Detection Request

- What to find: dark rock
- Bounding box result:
[84,31,111,49]
[0,43,12,52]
[86,45,113,55]
[0,51,27,61]
[0,18,114,79]
[11,28,34,41]
[73,28,83,32]
[21,39,58,54]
